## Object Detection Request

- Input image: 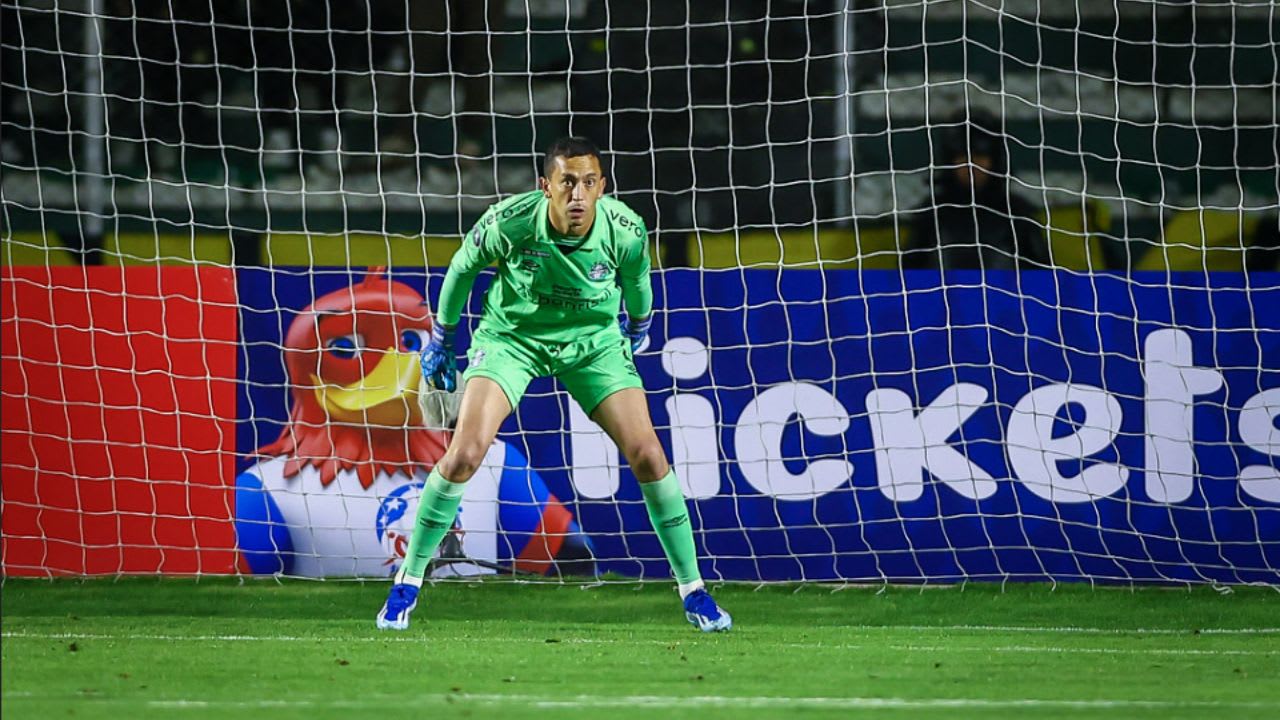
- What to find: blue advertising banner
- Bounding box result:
[237,268,1280,584]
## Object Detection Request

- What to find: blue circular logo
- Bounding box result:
[376,481,425,565]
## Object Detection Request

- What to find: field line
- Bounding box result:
[871,625,1280,636]
[3,630,1275,657]
[4,623,1278,637]
[4,693,1271,711]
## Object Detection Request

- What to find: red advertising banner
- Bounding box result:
[1,266,239,575]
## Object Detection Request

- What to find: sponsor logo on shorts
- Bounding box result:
[472,349,487,367]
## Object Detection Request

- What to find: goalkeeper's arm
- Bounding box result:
[421,215,506,391]
[436,218,506,330]
[616,222,654,352]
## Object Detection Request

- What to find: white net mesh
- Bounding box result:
[1,0,1277,583]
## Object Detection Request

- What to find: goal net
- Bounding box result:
[2,0,1277,584]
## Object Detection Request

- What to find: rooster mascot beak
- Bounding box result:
[311,348,423,426]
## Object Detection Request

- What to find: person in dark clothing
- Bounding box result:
[1246,214,1280,272]
[905,116,1046,271]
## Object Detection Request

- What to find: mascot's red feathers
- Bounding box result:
[256,268,448,488]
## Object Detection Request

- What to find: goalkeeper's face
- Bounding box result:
[541,154,607,237]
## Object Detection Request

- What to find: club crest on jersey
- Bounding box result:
[588,262,611,281]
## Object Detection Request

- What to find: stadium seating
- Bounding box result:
[1037,200,1110,271]
[1136,210,1264,272]
[105,233,232,266]
[1,232,77,266]
[685,227,900,269]
[261,233,464,267]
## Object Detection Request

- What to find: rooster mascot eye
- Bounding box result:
[400,329,424,353]
[325,335,361,360]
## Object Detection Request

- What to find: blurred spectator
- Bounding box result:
[95,2,369,159]
[904,114,1046,271]
[377,1,503,160]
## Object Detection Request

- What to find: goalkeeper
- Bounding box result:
[377,137,731,633]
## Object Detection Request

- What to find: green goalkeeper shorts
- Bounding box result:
[463,325,643,416]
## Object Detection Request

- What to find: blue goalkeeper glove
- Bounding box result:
[420,322,457,393]
[620,314,652,354]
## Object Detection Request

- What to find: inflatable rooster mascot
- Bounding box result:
[235,268,594,577]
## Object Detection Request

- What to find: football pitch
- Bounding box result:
[2,579,1277,719]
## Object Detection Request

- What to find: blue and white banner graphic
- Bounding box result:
[237,269,1280,584]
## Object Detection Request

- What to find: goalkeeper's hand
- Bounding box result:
[420,322,457,392]
[620,314,652,354]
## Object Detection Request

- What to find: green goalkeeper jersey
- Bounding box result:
[435,190,653,343]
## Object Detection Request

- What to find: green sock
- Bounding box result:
[640,469,702,586]
[395,468,466,585]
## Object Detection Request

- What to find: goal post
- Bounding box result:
[1,0,1277,584]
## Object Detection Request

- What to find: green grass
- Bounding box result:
[2,578,1278,719]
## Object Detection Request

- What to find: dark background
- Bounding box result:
[2,0,1277,266]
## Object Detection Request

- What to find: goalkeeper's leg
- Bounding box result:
[377,377,513,630]
[589,387,732,633]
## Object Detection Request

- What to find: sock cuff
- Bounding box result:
[677,579,705,599]
[395,568,425,587]
[639,469,684,505]
[426,467,467,499]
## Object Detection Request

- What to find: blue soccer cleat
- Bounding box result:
[683,588,732,632]
[376,583,420,630]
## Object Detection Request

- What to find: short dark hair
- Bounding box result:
[542,136,605,178]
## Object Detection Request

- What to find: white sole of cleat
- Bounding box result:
[375,617,408,631]
[375,601,416,631]
[687,610,732,633]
